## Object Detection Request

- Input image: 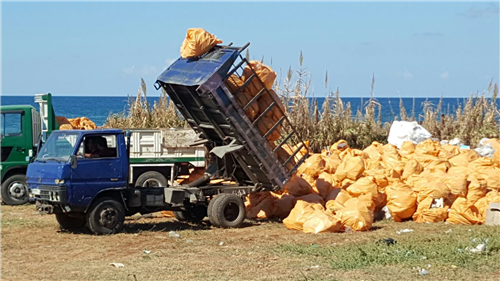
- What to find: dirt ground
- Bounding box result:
[1,204,499,281]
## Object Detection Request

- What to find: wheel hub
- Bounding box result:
[99,207,118,228]
[9,182,27,199]
[223,202,239,222]
[143,179,161,188]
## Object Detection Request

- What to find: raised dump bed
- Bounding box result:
[155,44,309,192]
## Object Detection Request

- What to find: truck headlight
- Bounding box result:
[55,179,65,184]
[31,189,41,195]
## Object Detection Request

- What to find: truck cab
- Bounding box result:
[1,105,42,205]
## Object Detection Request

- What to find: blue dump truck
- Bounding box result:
[27,44,309,234]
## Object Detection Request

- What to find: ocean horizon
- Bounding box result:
[1,95,499,127]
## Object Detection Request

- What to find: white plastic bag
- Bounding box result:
[387,121,432,149]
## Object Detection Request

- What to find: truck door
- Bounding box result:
[70,134,127,206]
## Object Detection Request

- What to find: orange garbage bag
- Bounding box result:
[466,175,487,203]
[241,61,277,91]
[417,181,452,206]
[468,157,500,190]
[283,174,313,197]
[325,189,351,213]
[448,149,479,166]
[180,28,222,58]
[493,149,500,167]
[323,154,342,174]
[401,159,423,180]
[339,148,368,161]
[297,154,325,178]
[426,159,451,173]
[329,140,349,154]
[335,196,374,231]
[333,156,365,182]
[399,141,416,157]
[56,116,72,130]
[447,197,481,224]
[475,190,500,222]
[68,117,96,130]
[272,193,296,219]
[439,172,468,198]
[363,141,383,161]
[303,209,342,234]
[346,176,378,200]
[314,172,335,199]
[385,182,417,222]
[415,139,441,157]
[283,194,324,231]
[245,192,274,219]
[413,196,449,223]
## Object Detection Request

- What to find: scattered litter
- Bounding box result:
[419,268,429,276]
[310,265,320,269]
[110,263,124,268]
[168,231,181,238]
[396,229,414,234]
[310,244,319,248]
[219,241,225,246]
[467,243,486,254]
[445,229,452,234]
[143,250,151,254]
[431,198,444,208]
[377,238,397,246]
[381,206,393,220]
[451,265,457,269]
[422,256,427,260]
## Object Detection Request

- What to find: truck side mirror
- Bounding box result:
[69,155,78,169]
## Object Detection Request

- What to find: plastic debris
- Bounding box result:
[396,229,414,234]
[219,241,225,246]
[419,269,429,276]
[109,263,125,268]
[168,231,181,238]
[143,250,151,254]
[445,229,452,234]
[467,243,486,254]
[387,121,432,148]
[377,238,397,246]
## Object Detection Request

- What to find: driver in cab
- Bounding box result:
[85,136,115,158]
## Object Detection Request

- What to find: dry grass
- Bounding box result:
[103,78,186,129]
[2,205,500,281]
[103,59,499,151]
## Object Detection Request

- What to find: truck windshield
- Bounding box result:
[35,132,80,162]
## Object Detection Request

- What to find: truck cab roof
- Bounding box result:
[56,129,124,135]
[0,105,36,111]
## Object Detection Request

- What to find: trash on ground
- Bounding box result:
[168,231,181,238]
[110,263,125,268]
[377,238,397,246]
[396,229,414,234]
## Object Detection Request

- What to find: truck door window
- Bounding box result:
[0,113,22,138]
[83,135,118,159]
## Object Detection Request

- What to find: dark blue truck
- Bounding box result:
[27,44,309,234]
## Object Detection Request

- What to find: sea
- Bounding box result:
[1,95,499,127]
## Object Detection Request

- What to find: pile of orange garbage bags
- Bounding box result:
[57,116,97,130]
[245,139,500,234]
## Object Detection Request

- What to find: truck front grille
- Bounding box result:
[39,185,67,203]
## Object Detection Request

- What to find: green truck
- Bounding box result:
[1,94,207,206]
[1,94,58,205]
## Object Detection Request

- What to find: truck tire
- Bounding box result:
[1,175,29,205]
[55,213,86,231]
[207,193,246,228]
[87,198,125,235]
[136,171,168,188]
[174,205,207,223]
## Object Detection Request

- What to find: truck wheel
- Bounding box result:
[55,213,86,231]
[207,193,246,228]
[174,205,207,223]
[1,175,29,205]
[136,171,168,188]
[87,198,125,235]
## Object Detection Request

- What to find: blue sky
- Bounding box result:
[1,1,499,97]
